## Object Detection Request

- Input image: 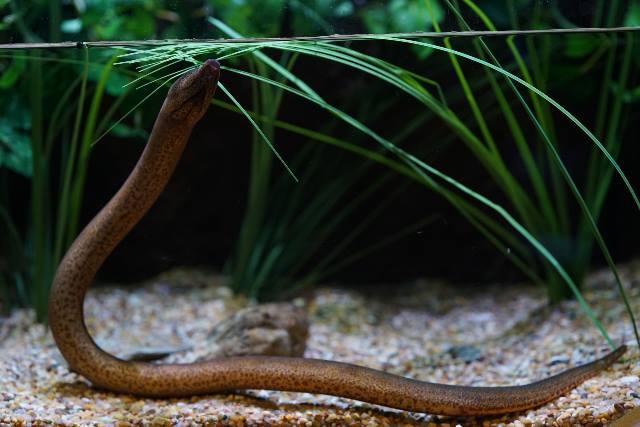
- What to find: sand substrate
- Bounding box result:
[1,264,639,426]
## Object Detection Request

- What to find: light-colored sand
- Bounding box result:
[1,264,638,426]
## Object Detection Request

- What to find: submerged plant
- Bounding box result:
[0,1,637,350]
[114,15,639,347]
[0,48,136,321]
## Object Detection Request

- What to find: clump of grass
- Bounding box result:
[0,48,132,321]
[1,2,636,351]
[116,19,639,347]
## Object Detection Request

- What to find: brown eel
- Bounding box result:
[48,59,626,416]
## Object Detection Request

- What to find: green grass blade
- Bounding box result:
[217,61,612,345]
[216,81,297,181]
[378,36,640,211]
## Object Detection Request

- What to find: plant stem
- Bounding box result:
[28,51,48,322]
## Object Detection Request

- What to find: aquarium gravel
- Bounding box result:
[0,265,639,427]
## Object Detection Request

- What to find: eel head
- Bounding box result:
[164,59,220,124]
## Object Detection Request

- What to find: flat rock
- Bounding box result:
[204,302,309,358]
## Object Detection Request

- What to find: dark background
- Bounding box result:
[2,0,639,291]
[84,41,640,286]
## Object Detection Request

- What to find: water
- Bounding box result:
[0,1,639,424]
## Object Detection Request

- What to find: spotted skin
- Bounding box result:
[48,59,626,416]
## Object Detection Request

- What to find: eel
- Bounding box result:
[611,407,640,427]
[48,58,626,416]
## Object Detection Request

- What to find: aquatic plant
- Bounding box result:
[114,12,639,346]
[221,43,435,300]
[0,1,638,349]
[0,48,135,321]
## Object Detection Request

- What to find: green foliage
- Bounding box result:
[625,2,640,26]
[119,0,638,344]
[64,1,162,40]
[362,0,443,34]
[0,1,638,352]
[210,0,286,37]
[0,48,136,320]
[433,0,638,339]
[564,34,603,58]
[0,92,31,176]
[0,55,25,88]
[208,22,415,300]
[361,0,444,58]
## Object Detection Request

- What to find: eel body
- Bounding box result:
[48,59,626,416]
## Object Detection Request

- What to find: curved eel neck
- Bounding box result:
[48,60,626,416]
